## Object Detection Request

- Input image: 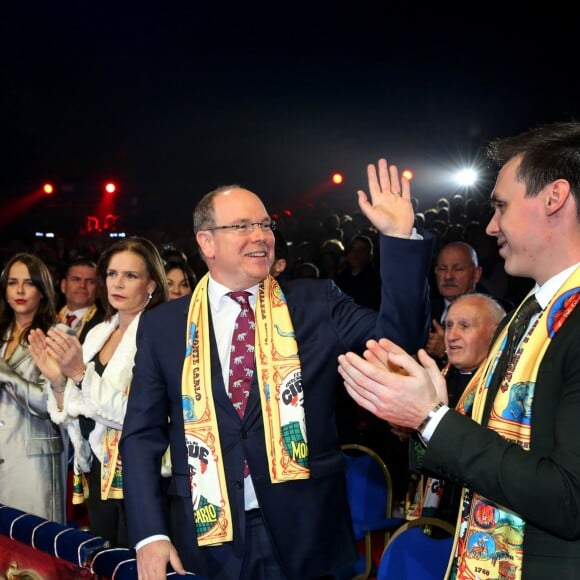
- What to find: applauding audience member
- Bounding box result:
[29,237,168,546]
[338,122,580,578]
[0,253,67,522]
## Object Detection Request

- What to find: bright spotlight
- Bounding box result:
[455,168,478,187]
[104,182,117,194]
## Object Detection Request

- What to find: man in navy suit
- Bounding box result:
[120,158,434,579]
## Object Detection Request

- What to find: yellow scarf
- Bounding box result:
[182,273,309,545]
[101,434,124,499]
[447,266,580,579]
[72,408,125,504]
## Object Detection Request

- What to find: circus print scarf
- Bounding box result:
[182,274,309,546]
[447,266,580,580]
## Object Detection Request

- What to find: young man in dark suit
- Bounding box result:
[339,122,580,579]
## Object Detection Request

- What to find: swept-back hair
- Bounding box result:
[96,237,168,319]
[487,121,580,217]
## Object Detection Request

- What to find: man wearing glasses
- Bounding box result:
[121,160,434,580]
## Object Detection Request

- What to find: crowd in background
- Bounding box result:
[0,186,529,518]
[0,188,532,309]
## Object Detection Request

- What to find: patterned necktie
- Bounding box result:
[65,313,77,327]
[494,293,542,384]
[227,291,255,418]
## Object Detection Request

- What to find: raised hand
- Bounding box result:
[357,158,415,238]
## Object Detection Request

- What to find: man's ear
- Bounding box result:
[271,258,287,277]
[196,231,214,260]
[473,265,483,286]
[545,179,571,215]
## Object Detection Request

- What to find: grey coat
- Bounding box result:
[0,342,67,523]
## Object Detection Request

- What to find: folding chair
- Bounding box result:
[376,516,455,580]
[333,443,404,580]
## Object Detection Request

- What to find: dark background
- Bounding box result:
[1,2,578,241]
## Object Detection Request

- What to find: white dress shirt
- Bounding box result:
[208,277,260,510]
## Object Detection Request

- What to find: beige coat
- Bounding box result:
[0,342,67,523]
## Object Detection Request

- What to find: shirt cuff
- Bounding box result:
[410,227,423,240]
[419,404,449,443]
[135,534,170,551]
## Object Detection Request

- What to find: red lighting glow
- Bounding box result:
[332,173,343,185]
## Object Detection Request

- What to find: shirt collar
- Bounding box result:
[533,262,580,310]
[207,276,260,311]
[67,306,90,317]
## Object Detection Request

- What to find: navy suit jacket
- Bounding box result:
[120,234,433,579]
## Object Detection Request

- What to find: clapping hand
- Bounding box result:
[425,319,446,359]
[338,338,448,430]
[28,328,65,388]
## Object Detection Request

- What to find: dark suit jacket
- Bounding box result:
[423,304,580,579]
[78,306,105,343]
[120,234,433,579]
[335,263,381,310]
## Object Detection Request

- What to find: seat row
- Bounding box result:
[336,443,455,580]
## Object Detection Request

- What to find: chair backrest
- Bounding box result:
[376,516,455,580]
[341,443,395,536]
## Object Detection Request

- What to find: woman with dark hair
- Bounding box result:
[0,252,67,522]
[164,260,197,300]
[29,237,168,546]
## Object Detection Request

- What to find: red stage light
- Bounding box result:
[332,173,343,185]
[104,182,117,194]
[43,183,54,195]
